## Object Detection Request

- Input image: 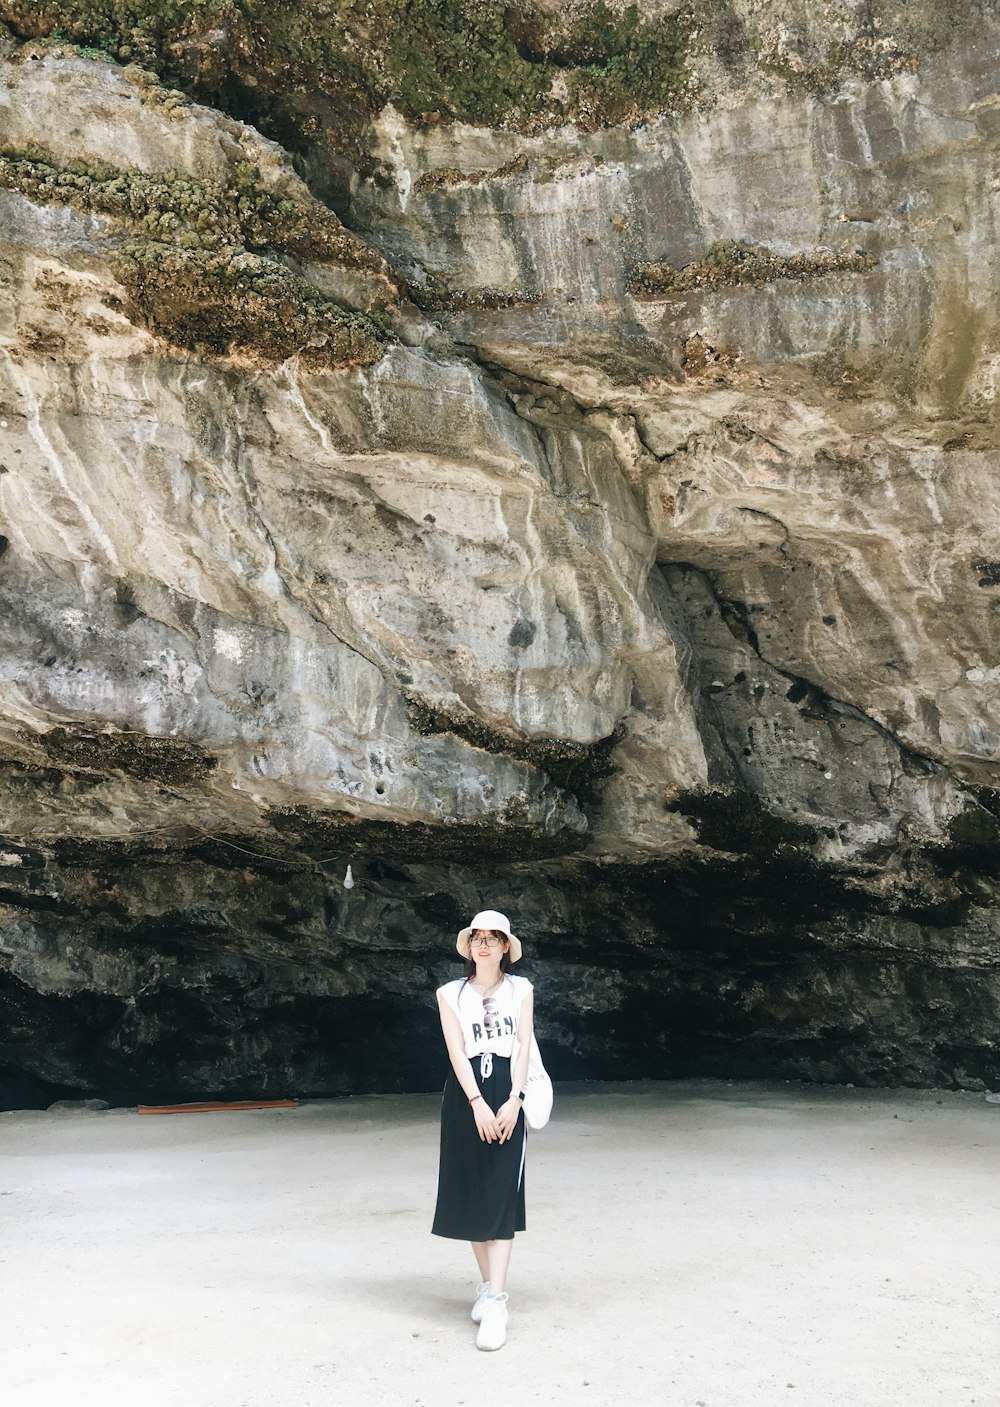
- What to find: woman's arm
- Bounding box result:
[438,992,502,1143]
[496,987,533,1143]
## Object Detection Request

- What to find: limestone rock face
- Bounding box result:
[1,5,999,1105]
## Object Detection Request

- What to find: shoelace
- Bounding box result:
[479,1052,493,1079]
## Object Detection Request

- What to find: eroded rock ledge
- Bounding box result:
[1,3,999,1106]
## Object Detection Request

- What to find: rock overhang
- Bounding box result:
[0,6,999,1104]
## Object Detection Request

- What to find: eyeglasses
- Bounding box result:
[471,933,506,947]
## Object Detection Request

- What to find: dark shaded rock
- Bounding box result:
[2,828,999,1107]
[29,727,217,786]
[667,787,819,857]
[0,1065,86,1111]
[46,1097,110,1111]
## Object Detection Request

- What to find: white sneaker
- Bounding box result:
[476,1292,508,1351]
[471,1281,491,1323]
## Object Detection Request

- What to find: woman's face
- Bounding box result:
[471,928,508,960]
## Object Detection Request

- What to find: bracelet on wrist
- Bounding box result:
[469,1094,483,1105]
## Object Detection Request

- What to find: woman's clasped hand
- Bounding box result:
[471,1097,501,1142]
[472,1096,521,1143]
[494,1096,523,1141]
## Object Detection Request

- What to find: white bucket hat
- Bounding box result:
[456,909,522,963]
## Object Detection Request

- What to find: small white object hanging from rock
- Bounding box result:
[343,863,355,890]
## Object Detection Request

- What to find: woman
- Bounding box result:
[431,908,534,1351]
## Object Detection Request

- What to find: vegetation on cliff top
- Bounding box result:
[0,142,392,366]
[0,0,696,134]
[2,0,994,145]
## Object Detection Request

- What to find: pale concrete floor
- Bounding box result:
[2,1080,998,1407]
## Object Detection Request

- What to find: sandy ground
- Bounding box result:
[2,1079,998,1407]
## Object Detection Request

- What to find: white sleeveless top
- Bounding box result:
[437,974,533,1058]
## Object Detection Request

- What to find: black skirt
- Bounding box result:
[431,1054,527,1241]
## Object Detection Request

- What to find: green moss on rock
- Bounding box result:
[385,0,695,128]
[388,0,549,127]
[409,268,540,314]
[0,0,696,135]
[629,239,877,297]
[0,144,386,271]
[0,143,392,365]
[755,24,918,92]
[121,60,189,114]
[3,1,224,68]
[412,152,528,194]
[4,1,997,143]
[118,238,389,365]
[536,1,694,127]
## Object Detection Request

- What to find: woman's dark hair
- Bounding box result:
[462,929,512,978]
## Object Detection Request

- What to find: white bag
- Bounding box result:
[519,1033,553,1130]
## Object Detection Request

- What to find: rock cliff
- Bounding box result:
[1,2,999,1106]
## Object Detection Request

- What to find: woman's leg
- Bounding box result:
[471,1240,490,1283]
[486,1238,513,1294]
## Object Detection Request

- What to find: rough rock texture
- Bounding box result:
[1,3,999,1106]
